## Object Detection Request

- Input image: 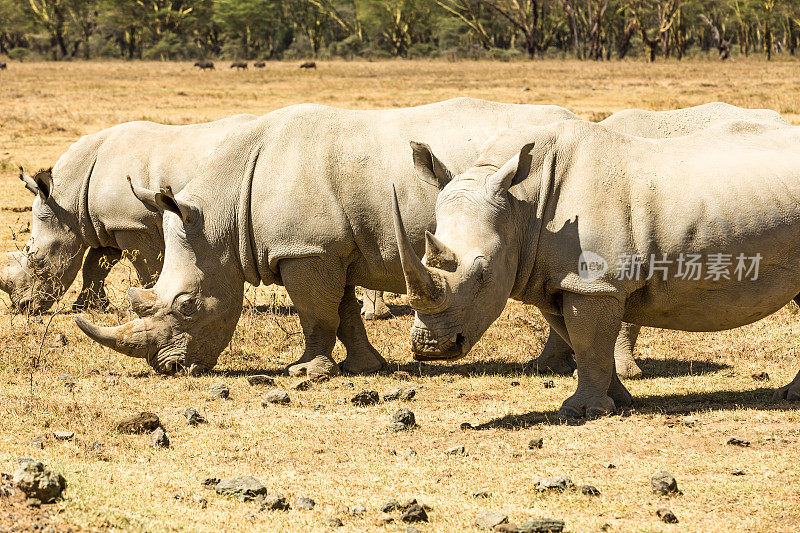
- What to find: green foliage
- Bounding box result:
[0,0,798,60]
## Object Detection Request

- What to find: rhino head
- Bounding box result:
[393,143,534,360]
[75,179,244,374]
[0,168,86,313]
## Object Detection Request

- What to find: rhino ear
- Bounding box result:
[32,168,53,200]
[19,167,40,196]
[486,142,535,195]
[128,177,197,225]
[411,141,453,189]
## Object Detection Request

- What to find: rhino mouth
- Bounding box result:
[411,327,469,361]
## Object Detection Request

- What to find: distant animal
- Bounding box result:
[230,61,248,70]
[0,62,6,70]
[254,61,266,68]
[299,61,317,69]
[193,61,214,70]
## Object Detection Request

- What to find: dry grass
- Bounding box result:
[1,59,800,532]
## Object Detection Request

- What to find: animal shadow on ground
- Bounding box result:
[391,359,526,378]
[636,357,731,377]
[468,386,786,430]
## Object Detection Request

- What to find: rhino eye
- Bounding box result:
[472,256,490,284]
[175,294,197,316]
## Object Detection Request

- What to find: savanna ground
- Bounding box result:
[1,58,800,532]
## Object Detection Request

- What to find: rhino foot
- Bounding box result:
[525,353,576,376]
[558,393,616,420]
[361,292,391,320]
[339,351,387,375]
[615,355,642,380]
[608,376,633,409]
[287,355,341,378]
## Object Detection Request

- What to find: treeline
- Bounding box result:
[1,1,799,62]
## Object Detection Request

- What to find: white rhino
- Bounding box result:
[393,119,800,417]
[74,98,579,375]
[533,102,791,379]
[0,115,257,314]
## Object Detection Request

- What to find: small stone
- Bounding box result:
[442,375,456,383]
[381,499,400,513]
[324,517,343,527]
[29,440,44,449]
[208,382,230,399]
[510,381,520,386]
[401,503,428,523]
[214,476,267,500]
[473,490,491,498]
[391,408,416,431]
[258,493,290,510]
[12,460,66,503]
[392,371,412,381]
[53,430,74,441]
[445,445,466,455]
[291,378,313,391]
[535,476,574,492]
[26,497,41,508]
[600,524,611,532]
[351,390,380,406]
[580,485,600,496]
[751,371,770,381]
[521,87,531,92]
[192,494,208,508]
[726,436,750,447]
[651,471,681,496]
[518,518,565,532]
[400,498,418,510]
[495,523,520,533]
[383,387,416,401]
[542,379,555,389]
[731,469,746,476]
[461,422,474,430]
[475,510,508,530]
[656,508,679,523]
[117,412,161,434]
[262,389,291,405]
[374,514,394,526]
[150,427,169,448]
[351,502,367,515]
[295,496,315,510]
[50,333,68,348]
[183,408,207,425]
[247,375,276,386]
[406,528,421,533]
[602,462,616,469]
[201,477,220,489]
[528,437,544,449]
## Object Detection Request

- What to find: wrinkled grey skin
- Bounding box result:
[531,102,792,379]
[0,115,257,314]
[394,119,800,417]
[75,98,579,376]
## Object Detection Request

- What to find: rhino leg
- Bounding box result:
[526,316,576,375]
[114,231,165,288]
[558,293,625,419]
[281,257,341,378]
[361,290,391,320]
[614,323,642,379]
[773,294,800,401]
[338,286,387,374]
[73,247,122,312]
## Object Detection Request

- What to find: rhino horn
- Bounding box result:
[19,166,39,195]
[75,316,152,359]
[424,231,457,270]
[391,186,440,304]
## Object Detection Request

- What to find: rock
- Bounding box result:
[400,498,418,510]
[12,460,66,503]
[381,499,400,513]
[29,439,44,449]
[726,436,750,447]
[257,493,290,510]
[602,462,616,469]
[521,87,531,92]
[295,496,315,510]
[473,490,491,498]
[374,514,395,526]
[324,517,343,527]
[208,382,230,399]
[383,387,416,401]
[117,412,161,434]
[401,503,428,523]
[291,378,313,391]
[192,494,208,508]
[351,390,380,406]
[406,528,422,533]
[475,510,508,530]
[53,430,74,441]
[393,371,412,381]
[150,427,169,448]
[542,379,555,389]
[201,477,220,489]
[651,471,681,496]
[461,422,474,430]
[528,437,544,449]
[518,518,565,532]
[495,523,521,533]
[751,371,770,381]
[656,508,679,523]
[214,476,267,500]
[351,502,367,515]
[511,381,520,386]
[50,333,68,348]
[391,408,416,431]
[26,497,41,508]
[535,476,574,492]
[442,375,456,383]
[262,389,291,405]
[580,485,600,496]
[247,375,276,386]
[445,445,466,455]
[731,469,746,476]
[183,408,207,425]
